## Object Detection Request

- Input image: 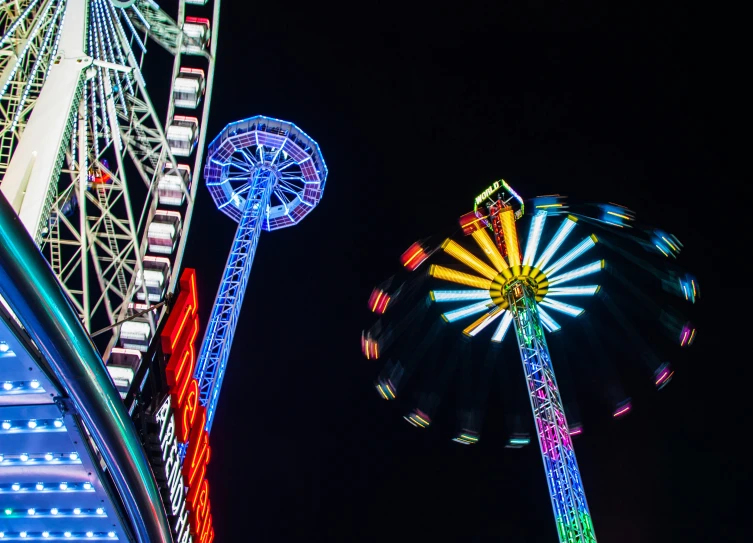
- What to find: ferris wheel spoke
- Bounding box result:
[238,146,259,167]
[228,155,253,172]
[275,182,302,198]
[276,157,296,171]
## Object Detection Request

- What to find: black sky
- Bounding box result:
[177,4,747,542]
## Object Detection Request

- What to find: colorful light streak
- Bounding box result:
[539,298,585,318]
[499,208,521,267]
[546,286,600,297]
[543,235,598,277]
[547,260,604,286]
[442,239,499,280]
[401,242,429,271]
[441,300,495,323]
[430,289,491,303]
[523,211,547,266]
[536,306,562,333]
[429,265,493,289]
[471,228,509,272]
[463,306,505,337]
[491,311,514,342]
[534,216,578,271]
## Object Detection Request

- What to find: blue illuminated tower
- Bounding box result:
[195,116,327,432]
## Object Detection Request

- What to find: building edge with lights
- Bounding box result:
[0,193,214,542]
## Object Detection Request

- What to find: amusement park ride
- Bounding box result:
[0,1,222,541]
[362,179,699,543]
[196,116,327,432]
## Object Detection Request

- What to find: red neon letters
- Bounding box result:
[161,269,214,543]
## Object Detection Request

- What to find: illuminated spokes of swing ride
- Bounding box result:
[434,213,604,339]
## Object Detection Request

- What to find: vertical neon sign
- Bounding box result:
[160,269,214,543]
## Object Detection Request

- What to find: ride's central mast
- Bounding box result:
[507,281,596,543]
[480,181,597,543]
[196,116,327,432]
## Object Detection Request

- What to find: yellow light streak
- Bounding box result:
[371,291,383,312]
[471,228,508,272]
[499,209,520,267]
[463,306,504,337]
[662,236,677,252]
[429,265,493,289]
[443,239,498,280]
[607,211,631,220]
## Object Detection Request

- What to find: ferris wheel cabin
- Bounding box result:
[105,348,143,399]
[166,116,199,157]
[119,303,153,352]
[147,210,183,255]
[182,17,211,55]
[134,256,171,303]
[157,162,191,206]
[173,67,206,109]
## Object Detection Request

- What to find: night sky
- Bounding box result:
[175,5,745,542]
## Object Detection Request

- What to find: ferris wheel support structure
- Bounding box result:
[0,0,222,361]
[1,0,88,245]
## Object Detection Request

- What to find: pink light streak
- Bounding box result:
[613,404,631,418]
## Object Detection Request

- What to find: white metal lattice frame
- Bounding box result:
[0,0,221,357]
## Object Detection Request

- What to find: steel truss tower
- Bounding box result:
[507,281,596,543]
[196,115,327,432]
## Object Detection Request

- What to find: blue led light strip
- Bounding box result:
[194,170,275,432]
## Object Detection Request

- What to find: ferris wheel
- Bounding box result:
[0,0,220,356]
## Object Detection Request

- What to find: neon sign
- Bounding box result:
[158,269,214,543]
[153,395,192,543]
[473,179,525,217]
[474,180,501,207]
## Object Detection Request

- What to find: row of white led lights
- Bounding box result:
[0,531,117,539]
[0,343,43,397]
[1,305,116,540]
[0,410,112,538]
